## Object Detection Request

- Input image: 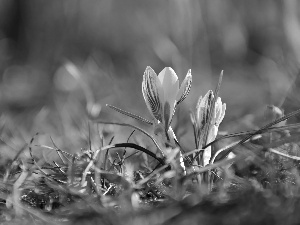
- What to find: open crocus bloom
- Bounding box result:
[142,66,192,138]
[194,90,226,166]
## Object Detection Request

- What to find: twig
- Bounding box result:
[119,130,136,167]
[182,149,204,158]
[12,168,29,216]
[182,154,244,183]
[51,136,73,163]
[94,149,102,196]
[135,165,169,187]
[101,143,165,166]
[269,148,300,161]
[211,123,300,145]
[95,121,163,154]
[3,143,27,183]
[124,151,139,160]
[52,161,65,174]
[81,149,101,186]
[106,104,153,125]
[212,108,300,162]
[104,136,115,170]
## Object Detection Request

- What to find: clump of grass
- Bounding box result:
[2,67,300,225]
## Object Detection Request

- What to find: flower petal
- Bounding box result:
[215,99,226,126]
[176,69,192,104]
[196,90,214,131]
[203,146,212,166]
[207,125,218,143]
[158,67,179,87]
[142,66,163,122]
[158,67,179,105]
[214,97,222,124]
[158,67,179,128]
[195,95,202,122]
[220,103,226,124]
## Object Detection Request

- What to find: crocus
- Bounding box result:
[193,90,226,166]
[142,66,192,140]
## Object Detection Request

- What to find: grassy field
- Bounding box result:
[1,1,300,224]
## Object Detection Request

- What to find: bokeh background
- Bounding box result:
[0,0,300,161]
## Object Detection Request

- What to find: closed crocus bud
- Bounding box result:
[194,90,226,166]
[210,97,226,140]
[196,90,214,139]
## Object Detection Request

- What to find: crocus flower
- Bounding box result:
[142,66,192,139]
[193,90,226,166]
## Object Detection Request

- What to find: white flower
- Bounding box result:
[142,66,192,136]
[142,66,191,173]
[194,90,226,166]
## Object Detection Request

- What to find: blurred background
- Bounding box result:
[0,0,300,161]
